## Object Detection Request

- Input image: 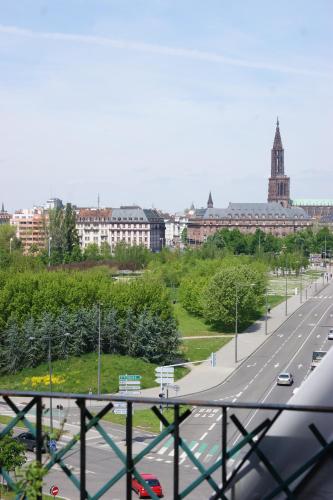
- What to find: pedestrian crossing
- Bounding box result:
[148,437,221,467]
[312,296,333,299]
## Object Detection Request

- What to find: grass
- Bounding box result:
[181,337,231,362]
[0,486,54,499]
[102,405,190,434]
[0,353,188,394]
[174,303,226,337]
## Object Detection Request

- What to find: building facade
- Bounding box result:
[267,119,290,208]
[0,204,10,225]
[76,206,165,252]
[187,202,311,244]
[11,208,47,253]
[291,199,333,220]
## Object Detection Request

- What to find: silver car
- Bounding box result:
[277,372,293,386]
[328,329,333,340]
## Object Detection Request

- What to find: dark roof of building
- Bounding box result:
[194,202,309,219]
[76,207,163,222]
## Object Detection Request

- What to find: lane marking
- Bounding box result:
[200,432,208,441]
[209,423,216,431]
[232,303,333,446]
[217,414,222,422]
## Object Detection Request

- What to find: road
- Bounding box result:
[4,283,333,499]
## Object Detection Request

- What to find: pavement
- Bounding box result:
[140,273,331,398]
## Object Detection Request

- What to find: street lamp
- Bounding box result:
[265,287,269,336]
[48,236,52,267]
[97,303,102,395]
[285,268,288,316]
[235,282,255,363]
[9,237,13,254]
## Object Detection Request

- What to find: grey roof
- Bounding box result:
[195,202,310,220]
[112,207,163,222]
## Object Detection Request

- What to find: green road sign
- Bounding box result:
[119,374,141,381]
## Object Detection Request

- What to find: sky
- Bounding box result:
[1,0,332,213]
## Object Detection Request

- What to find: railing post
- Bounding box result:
[126,402,133,500]
[174,404,180,499]
[79,398,87,499]
[36,396,43,500]
[222,406,227,488]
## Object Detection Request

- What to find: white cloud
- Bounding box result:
[0,24,331,78]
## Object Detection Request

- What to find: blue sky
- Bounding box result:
[1,0,332,212]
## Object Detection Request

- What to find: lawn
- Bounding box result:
[0,353,188,394]
[102,405,190,434]
[181,337,231,362]
[174,303,225,337]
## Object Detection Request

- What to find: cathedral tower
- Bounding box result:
[267,118,290,207]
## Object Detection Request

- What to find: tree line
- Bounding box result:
[0,306,179,374]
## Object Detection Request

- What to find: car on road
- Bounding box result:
[14,432,49,453]
[328,328,333,340]
[277,372,293,386]
[132,473,163,498]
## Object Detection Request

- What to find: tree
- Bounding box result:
[202,266,266,329]
[0,431,26,486]
[15,460,47,500]
[48,204,80,263]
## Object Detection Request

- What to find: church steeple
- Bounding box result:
[268,118,290,208]
[207,191,213,208]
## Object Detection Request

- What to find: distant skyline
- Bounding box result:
[1,1,332,212]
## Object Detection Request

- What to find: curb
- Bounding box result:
[174,279,331,399]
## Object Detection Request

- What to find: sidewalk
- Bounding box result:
[140,275,331,398]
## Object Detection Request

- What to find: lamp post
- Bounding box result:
[285,268,288,316]
[235,282,255,363]
[97,303,102,395]
[9,237,13,254]
[48,236,52,267]
[265,287,269,335]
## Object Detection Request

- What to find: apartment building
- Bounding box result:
[11,208,47,253]
[76,206,165,252]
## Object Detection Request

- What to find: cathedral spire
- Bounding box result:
[268,118,290,208]
[207,191,213,208]
[273,117,283,150]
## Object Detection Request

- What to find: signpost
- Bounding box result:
[50,485,59,497]
[114,375,141,415]
[155,367,175,431]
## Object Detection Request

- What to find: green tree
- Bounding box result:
[15,460,47,500]
[0,431,26,483]
[202,265,266,329]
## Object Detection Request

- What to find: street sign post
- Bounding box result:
[50,485,59,497]
[114,375,141,415]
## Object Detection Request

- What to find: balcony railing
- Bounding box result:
[1,390,333,499]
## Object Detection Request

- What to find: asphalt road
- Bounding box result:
[5,283,333,499]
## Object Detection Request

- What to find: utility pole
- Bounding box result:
[235,286,238,363]
[48,336,53,433]
[285,269,288,316]
[97,303,102,395]
[265,288,268,335]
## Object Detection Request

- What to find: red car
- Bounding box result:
[132,473,163,498]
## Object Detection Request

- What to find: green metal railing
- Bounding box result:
[1,390,333,499]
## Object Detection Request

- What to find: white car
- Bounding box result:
[277,372,293,386]
[328,329,333,340]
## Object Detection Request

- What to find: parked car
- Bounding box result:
[14,432,49,453]
[132,473,163,498]
[328,328,333,340]
[277,372,293,386]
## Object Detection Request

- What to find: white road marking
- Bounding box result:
[158,446,169,455]
[232,398,237,402]
[274,363,279,368]
[200,432,208,441]
[209,423,216,431]
[216,415,222,422]
[156,458,163,462]
[297,364,303,369]
[246,363,257,368]
[298,313,302,317]
[232,303,333,446]
[316,334,321,338]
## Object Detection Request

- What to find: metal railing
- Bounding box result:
[1,390,333,499]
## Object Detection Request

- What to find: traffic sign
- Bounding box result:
[155,377,174,384]
[113,402,127,408]
[113,408,127,415]
[119,380,141,386]
[119,374,141,381]
[155,367,174,374]
[48,440,57,453]
[50,485,59,497]
[165,384,180,391]
[118,390,141,396]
